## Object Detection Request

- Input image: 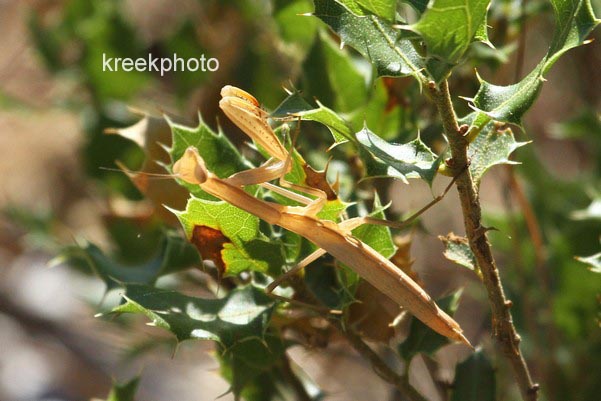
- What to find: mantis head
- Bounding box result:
[173,146,209,184]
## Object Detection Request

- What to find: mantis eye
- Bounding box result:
[173,146,208,184]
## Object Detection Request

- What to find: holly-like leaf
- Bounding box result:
[398,290,463,360]
[168,117,251,199]
[101,377,140,401]
[218,336,289,401]
[463,114,529,184]
[53,231,200,291]
[111,283,274,344]
[470,0,599,126]
[451,349,495,401]
[575,252,601,273]
[313,0,425,80]
[172,197,285,277]
[439,233,479,275]
[272,90,354,144]
[356,126,441,185]
[411,0,491,63]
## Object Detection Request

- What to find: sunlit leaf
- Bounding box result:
[356,126,441,185]
[172,197,285,277]
[462,113,530,184]
[313,0,425,80]
[412,0,491,63]
[439,233,478,274]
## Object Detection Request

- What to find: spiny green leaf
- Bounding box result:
[412,0,491,63]
[398,290,463,360]
[173,197,285,277]
[104,377,140,401]
[111,284,275,345]
[462,113,529,184]
[451,349,495,401]
[439,233,478,274]
[356,126,441,185]
[168,117,251,199]
[54,231,200,290]
[470,0,599,126]
[471,62,545,126]
[313,0,425,80]
[272,90,354,144]
[218,336,288,401]
[575,252,601,273]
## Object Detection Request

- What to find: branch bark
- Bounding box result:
[429,80,539,401]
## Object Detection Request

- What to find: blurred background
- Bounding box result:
[0,0,599,400]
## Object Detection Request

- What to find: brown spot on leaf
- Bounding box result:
[303,164,338,200]
[191,225,231,276]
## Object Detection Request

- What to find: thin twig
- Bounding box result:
[428,80,539,401]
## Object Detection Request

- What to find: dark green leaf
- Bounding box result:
[53,231,200,290]
[313,0,425,79]
[111,284,275,345]
[398,290,463,360]
[356,126,441,185]
[451,349,496,401]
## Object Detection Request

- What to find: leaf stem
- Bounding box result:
[428,79,539,401]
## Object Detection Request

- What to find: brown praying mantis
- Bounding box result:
[172,85,471,346]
